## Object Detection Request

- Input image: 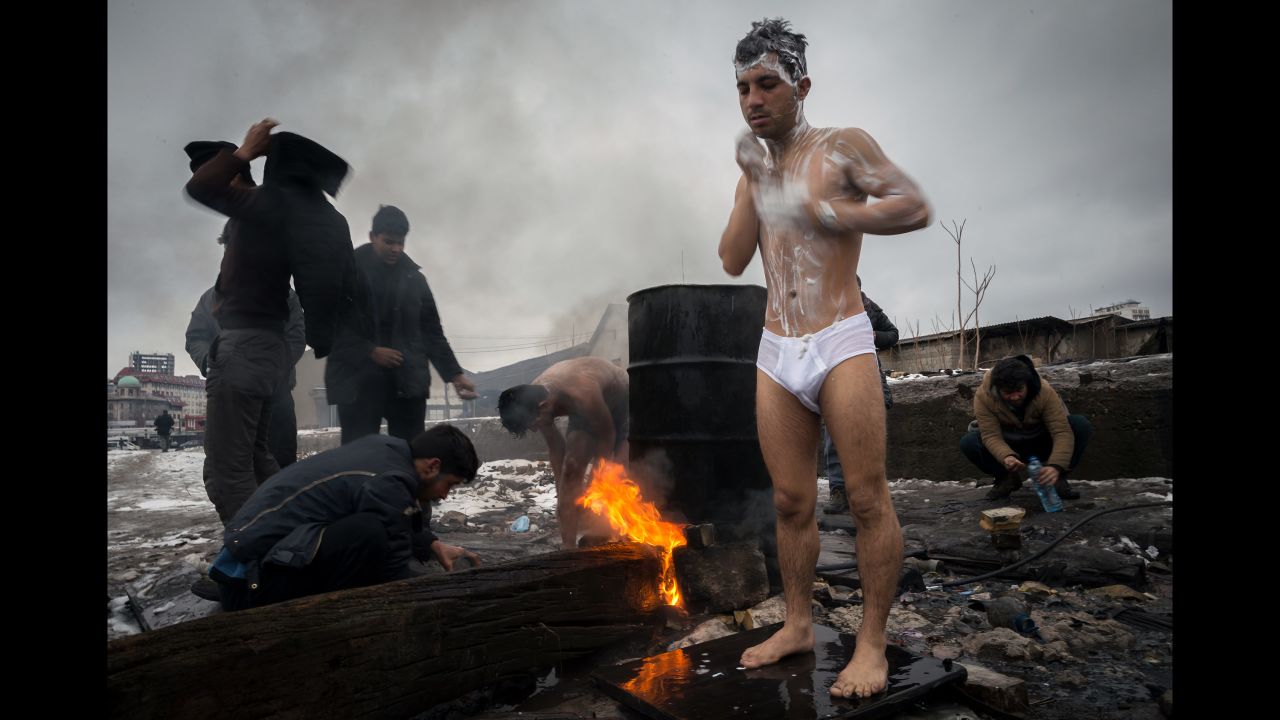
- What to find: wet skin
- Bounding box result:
[720,53,930,698]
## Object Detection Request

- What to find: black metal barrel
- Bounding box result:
[626,284,774,541]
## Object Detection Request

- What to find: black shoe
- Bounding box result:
[190,577,221,601]
[1055,475,1081,500]
[984,474,1021,501]
[825,485,849,513]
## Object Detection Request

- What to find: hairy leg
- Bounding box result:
[740,369,822,668]
[820,353,902,698]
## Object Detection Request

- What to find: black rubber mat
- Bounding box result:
[592,622,967,719]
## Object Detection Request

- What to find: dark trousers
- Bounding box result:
[159,434,171,452]
[959,415,1094,478]
[203,328,287,525]
[268,381,298,468]
[337,369,427,444]
[219,512,392,611]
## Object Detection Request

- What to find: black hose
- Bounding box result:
[811,500,1172,585]
[937,500,1172,588]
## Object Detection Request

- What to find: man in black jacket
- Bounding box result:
[183,146,308,470]
[184,119,353,525]
[823,277,899,514]
[210,424,482,610]
[325,205,477,444]
[154,410,175,452]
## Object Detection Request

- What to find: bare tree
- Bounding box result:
[1013,315,1033,358]
[930,313,956,371]
[962,257,997,369]
[1067,305,1081,360]
[942,219,996,370]
[942,219,967,368]
[899,317,925,373]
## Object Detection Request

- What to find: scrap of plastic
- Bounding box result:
[510,515,530,532]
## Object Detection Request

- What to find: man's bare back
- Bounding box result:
[532,357,629,452]
[521,356,629,547]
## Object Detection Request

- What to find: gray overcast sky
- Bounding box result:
[107,0,1171,379]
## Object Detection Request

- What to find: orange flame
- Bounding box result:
[622,650,692,697]
[577,459,687,606]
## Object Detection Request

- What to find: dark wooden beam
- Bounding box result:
[108,543,665,720]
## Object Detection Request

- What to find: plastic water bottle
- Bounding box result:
[1027,456,1062,513]
[510,515,530,532]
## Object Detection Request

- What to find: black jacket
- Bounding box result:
[862,293,899,350]
[324,244,464,404]
[861,292,899,407]
[185,137,355,358]
[222,435,436,587]
[153,413,174,435]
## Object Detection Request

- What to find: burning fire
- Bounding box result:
[577,459,687,606]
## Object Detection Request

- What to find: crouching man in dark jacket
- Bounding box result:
[209,424,481,610]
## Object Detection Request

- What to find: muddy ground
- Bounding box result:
[107,448,1171,719]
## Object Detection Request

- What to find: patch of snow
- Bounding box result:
[139,531,215,549]
[135,498,210,511]
[433,459,557,519]
[108,595,143,638]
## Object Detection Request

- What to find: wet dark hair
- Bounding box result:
[990,357,1036,393]
[498,384,550,437]
[409,425,479,482]
[733,17,809,84]
[372,204,410,236]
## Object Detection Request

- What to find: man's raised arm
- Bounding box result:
[184,119,278,221]
[811,128,931,236]
[719,131,767,276]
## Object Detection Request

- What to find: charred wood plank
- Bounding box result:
[107,543,664,720]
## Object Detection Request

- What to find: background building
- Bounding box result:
[130,352,175,376]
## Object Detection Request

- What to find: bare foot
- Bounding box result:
[739,623,815,668]
[830,640,889,699]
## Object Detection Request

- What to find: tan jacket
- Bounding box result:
[974,357,1073,470]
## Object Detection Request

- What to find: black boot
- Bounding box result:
[1055,473,1080,500]
[984,470,1022,501]
[825,482,849,513]
[190,576,221,601]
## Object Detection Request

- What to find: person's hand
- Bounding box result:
[1002,455,1026,473]
[801,154,861,233]
[451,374,478,399]
[430,540,480,571]
[803,195,862,234]
[370,346,404,368]
[1037,465,1060,487]
[233,118,279,162]
[735,129,768,181]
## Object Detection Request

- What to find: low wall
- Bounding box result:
[885,354,1172,481]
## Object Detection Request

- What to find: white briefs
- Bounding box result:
[756,312,877,413]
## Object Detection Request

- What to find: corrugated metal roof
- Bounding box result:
[468,343,591,393]
[897,316,1071,344]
